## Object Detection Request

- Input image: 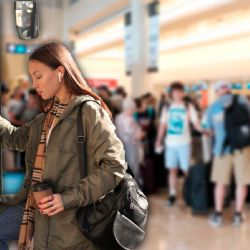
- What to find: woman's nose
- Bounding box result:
[32,81,38,89]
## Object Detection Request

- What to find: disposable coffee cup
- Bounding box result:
[31,182,53,206]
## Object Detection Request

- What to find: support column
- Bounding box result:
[130,0,152,98]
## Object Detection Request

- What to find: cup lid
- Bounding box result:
[31,182,51,192]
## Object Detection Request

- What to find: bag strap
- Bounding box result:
[76,99,135,179]
[233,94,238,106]
[222,95,239,155]
[77,100,99,178]
[225,94,238,111]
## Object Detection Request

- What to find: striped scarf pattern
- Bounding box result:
[18,94,72,250]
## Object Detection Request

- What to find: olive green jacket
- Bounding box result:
[0,95,127,250]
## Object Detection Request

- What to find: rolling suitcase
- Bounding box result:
[154,153,167,188]
[141,157,156,194]
[183,162,213,214]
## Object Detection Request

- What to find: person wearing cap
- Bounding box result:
[203,80,250,227]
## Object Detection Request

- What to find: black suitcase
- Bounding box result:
[141,157,156,194]
[154,153,167,188]
[183,162,213,214]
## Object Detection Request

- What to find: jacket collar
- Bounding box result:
[33,95,99,130]
[57,94,99,122]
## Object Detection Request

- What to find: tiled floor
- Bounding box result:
[139,190,250,250]
[8,190,250,250]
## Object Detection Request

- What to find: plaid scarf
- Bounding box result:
[18,94,73,250]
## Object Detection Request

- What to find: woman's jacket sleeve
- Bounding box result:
[61,101,127,209]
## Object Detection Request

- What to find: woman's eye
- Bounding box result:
[36,76,41,80]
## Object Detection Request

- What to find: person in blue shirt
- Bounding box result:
[204,80,250,227]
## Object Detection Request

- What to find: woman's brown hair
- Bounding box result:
[29,42,112,118]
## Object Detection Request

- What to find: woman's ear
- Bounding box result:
[56,66,65,79]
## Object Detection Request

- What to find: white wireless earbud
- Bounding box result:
[58,73,62,82]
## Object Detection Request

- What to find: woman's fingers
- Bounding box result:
[39,194,64,216]
[41,203,58,214]
[39,195,53,206]
[47,207,64,216]
[39,198,55,210]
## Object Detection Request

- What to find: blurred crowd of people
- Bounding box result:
[93,83,205,195]
[1,81,39,171]
[93,81,250,228]
[1,78,250,227]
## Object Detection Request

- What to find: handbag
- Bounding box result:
[76,100,149,250]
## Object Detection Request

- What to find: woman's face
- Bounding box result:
[29,60,61,100]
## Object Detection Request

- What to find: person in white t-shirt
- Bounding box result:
[155,82,201,206]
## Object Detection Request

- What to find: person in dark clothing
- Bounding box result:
[158,93,169,119]
[97,85,114,115]
[134,95,156,158]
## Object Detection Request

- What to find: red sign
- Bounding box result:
[86,78,118,89]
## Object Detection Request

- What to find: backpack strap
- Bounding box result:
[222,95,239,155]
[183,100,192,123]
[233,94,238,106]
[226,94,238,111]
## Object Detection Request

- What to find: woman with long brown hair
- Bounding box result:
[0,42,127,250]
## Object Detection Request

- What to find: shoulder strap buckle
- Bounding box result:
[76,135,85,143]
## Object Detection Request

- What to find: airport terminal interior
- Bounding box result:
[1,0,250,249]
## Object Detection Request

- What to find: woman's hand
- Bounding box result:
[38,194,65,216]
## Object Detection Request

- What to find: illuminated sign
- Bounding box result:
[6,43,39,54]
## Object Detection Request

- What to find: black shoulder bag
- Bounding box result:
[76,100,149,250]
